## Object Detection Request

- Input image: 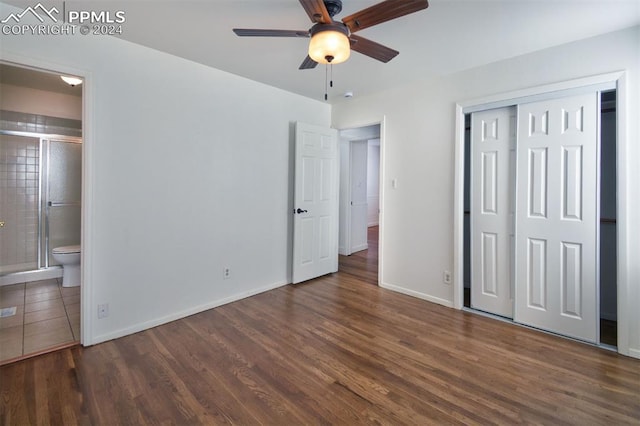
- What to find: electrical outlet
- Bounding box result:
[223,267,231,280]
[98,303,109,319]
[443,270,452,284]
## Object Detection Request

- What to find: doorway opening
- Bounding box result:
[0,62,83,363]
[599,90,617,347]
[462,90,618,347]
[338,124,381,285]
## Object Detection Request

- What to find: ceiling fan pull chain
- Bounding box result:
[324,64,328,101]
[330,63,333,88]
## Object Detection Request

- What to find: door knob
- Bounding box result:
[296,208,308,214]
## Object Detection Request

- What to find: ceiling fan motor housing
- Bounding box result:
[309,22,350,38]
[324,0,343,18]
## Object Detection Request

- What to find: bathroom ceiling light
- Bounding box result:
[60,76,83,87]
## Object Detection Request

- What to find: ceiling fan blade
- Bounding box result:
[298,0,332,24]
[299,55,319,70]
[349,34,399,63]
[233,29,309,37]
[342,0,429,33]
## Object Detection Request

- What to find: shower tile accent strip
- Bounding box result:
[0,110,82,137]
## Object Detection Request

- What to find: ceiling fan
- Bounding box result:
[233,0,429,70]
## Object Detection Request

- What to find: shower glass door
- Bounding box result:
[0,134,41,275]
[46,139,82,266]
[0,134,82,276]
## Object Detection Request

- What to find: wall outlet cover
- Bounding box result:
[98,303,109,319]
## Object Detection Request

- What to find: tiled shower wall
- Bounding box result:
[0,135,40,273]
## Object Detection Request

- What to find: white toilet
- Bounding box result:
[52,245,81,287]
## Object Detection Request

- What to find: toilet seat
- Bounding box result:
[53,245,81,254]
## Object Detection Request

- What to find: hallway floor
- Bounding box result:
[338,225,379,285]
[0,278,80,364]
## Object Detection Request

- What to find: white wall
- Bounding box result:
[332,26,640,357]
[0,83,82,120]
[1,2,330,344]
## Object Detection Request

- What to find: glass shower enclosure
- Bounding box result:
[0,132,81,283]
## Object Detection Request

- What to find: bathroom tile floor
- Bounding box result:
[0,278,80,364]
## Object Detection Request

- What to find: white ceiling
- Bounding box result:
[3,1,640,102]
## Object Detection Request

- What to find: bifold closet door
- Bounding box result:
[514,93,598,343]
[470,107,515,318]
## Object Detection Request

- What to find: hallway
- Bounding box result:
[339,225,378,285]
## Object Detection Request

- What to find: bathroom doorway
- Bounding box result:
[0,63,83,363]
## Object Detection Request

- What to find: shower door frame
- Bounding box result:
[0,129,82,276]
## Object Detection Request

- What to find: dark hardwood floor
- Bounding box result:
[2,234,639,424]
[339,225,379,285]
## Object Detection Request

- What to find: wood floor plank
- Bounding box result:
[1,239,639,425]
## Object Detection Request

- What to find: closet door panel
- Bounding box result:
[470,107,515,318]
[514,93,598,343]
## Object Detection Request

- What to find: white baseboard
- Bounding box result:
[627,348,640,359]
[350,243,368,253]
[91,280,288,345]
[380,282,453,308]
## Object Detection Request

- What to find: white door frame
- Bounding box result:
[1,53,95,346]
[453,71,632,355]
[337,117,386,285]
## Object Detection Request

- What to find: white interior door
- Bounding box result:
[514,93,598,343]
[292,122,339,284]
[367,142,380,227]
[471,107,515,318]
[350,140,368,253]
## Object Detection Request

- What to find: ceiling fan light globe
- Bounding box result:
[308,29,350,65]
